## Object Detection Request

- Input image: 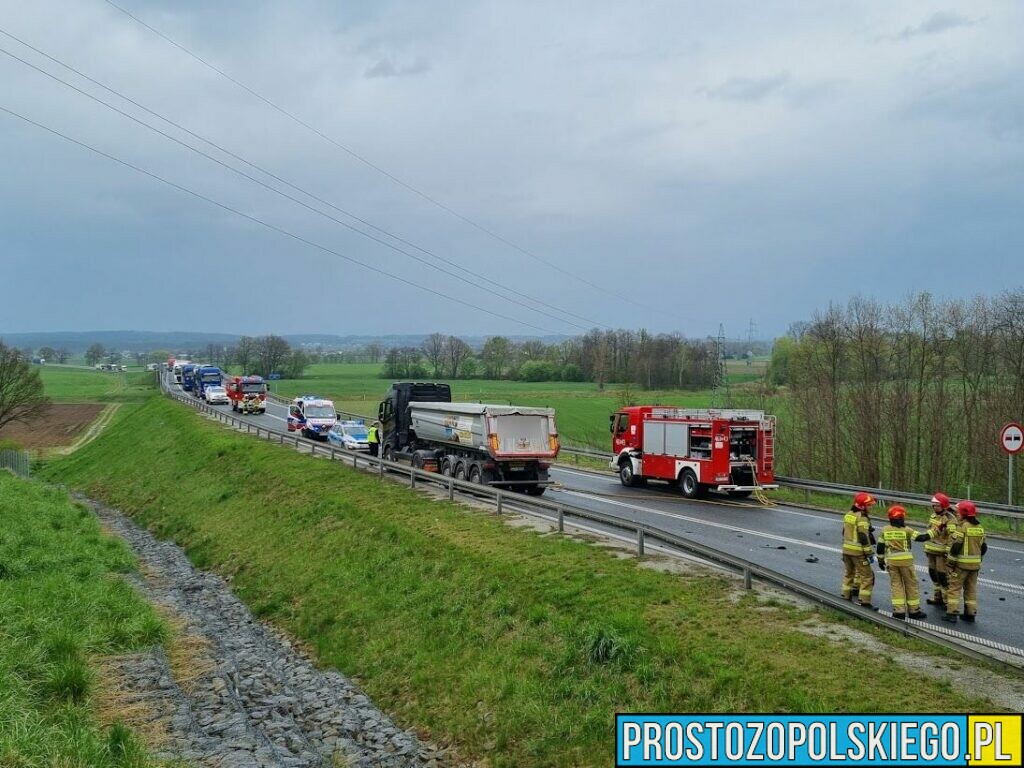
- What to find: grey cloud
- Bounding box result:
[897,11,977,40]
[705,72,789,102]
[364,56,430,78]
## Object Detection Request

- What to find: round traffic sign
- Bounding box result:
[1001,422,1024,455]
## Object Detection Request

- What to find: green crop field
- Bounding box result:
[39,366,155,403]
[45,396,1002,766]
[0,474,167,767]
[267,363,726,448]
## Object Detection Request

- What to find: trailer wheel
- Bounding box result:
[455,463,467,481]
[441,458,453,476]
[618,459,642,488]
[679,469,703,499]
[468,465,483,484]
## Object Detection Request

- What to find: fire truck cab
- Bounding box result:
[610,406,777,498]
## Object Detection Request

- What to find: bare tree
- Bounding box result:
[0,342,50,431]
[444,336,473,378]
[422,333,447,377]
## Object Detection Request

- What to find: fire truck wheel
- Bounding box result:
[618,460,641,488]
[524,485,546,496]
[679,469,703,499]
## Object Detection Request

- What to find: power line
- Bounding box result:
[101,0,656,314]
[0,101,562,334]
[0,33,599,333]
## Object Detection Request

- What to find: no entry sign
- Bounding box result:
[1001,423,1024,455]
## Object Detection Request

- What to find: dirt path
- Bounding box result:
[80,495,460,768]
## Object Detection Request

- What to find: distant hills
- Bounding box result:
[0,330,572,353]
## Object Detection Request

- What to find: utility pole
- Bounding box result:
[711,323,729,408]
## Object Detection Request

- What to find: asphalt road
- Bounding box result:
[170,376,1024,655]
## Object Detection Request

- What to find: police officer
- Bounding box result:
[876,505,927,620]
[944,501,987,623]
[842,492,877,609]
[367,421,380,457]
[915,492,956,607]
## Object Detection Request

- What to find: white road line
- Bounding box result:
[559,490,1024,596]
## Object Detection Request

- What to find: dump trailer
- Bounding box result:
[378,382,560,495]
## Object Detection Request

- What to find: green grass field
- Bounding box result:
[45,396,1004,766]
[267,363,725,448]
[0,473,167,767]
[39,366,155,403]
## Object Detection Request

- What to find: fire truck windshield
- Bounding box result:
[242,383,266,394]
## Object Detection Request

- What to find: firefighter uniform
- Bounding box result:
[918,505,956,606]
[876,514,924,619]
[945,517,987,622]
[842,509,875,606]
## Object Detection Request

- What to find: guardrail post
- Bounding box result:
[557,507,564,532]
[410,470,416,489]
[330,447,336,461]
[353,453,358,468]
[295,437,299,448]
[744,568,752,590]
[280,434,284,445]
[379,456,384,480]
[496,491,503,515]
[448,477,455,500]
[637,529,645,556]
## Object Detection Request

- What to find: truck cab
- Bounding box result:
[194,366,222,398]
[287,396,337,440]
[378,382,452,454]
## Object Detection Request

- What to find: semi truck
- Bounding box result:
[173,360,191,385]
[194,366,223,398]
[180,363,199,392]
[287,396,338,440]
[610,406,777,498]
[225,375,268,413]
[378,382,560,495]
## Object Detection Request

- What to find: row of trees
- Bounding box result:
[766,291,1024,501]
[383,330,719,389]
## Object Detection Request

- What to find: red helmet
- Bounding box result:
[887,505,906,521]
[853,492,876,510]
[931,492,951,509]
[956,500,977,519]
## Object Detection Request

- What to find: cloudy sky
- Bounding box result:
[1,1,1022,339]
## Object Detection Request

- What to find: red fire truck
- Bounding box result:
[609,406,777,498]
[225,375,268,414]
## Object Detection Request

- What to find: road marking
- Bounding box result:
[558,489,1024,596]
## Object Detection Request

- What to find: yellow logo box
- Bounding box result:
[968,715,1022,766]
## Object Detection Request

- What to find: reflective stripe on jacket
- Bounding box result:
[950,521,986,570]
[880,525,915,564]
[842,512,871,556]
[924,510,955,555]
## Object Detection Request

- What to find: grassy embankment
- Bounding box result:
[45,394,1005,766]
[0,473,167,767]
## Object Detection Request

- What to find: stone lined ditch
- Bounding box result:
[79,495,459,768]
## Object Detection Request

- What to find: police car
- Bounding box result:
[287,395,337,440]
[328,420,370,451]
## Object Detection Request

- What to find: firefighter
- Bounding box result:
[944,501,987,623]
[842,492,877,608]
[876,506,926,620]
[915,492,956,607]
[367,421,380,457]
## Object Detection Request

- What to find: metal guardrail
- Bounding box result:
[0,449,30,477]
[160,375,1022,669]
[266,388,1024,527]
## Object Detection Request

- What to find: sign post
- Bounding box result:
[1000,423,1024,506]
